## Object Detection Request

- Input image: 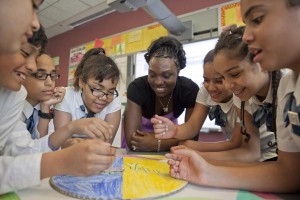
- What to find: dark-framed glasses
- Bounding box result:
[31,72,60,80]
[86,83,118,100]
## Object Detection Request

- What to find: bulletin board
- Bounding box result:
[67,24,167,86]
[218,1,244,34]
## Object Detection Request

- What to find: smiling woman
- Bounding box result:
[124,36,199,152]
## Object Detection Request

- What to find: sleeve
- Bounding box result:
[0,153,42,194]
[196,85,210,106]
[105,96,122,114]
[54,87,72,113]
[127,77,148,106]
[277,76,300,152]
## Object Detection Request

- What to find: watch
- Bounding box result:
[38,110,55,119]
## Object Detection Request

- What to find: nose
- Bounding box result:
[32,12,40,32]
[154,76,164,86]
[207,82,217,92]
[223,79,234,91]
[44,75,53,86]
[242,26,253,45]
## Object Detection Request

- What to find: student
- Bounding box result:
[124,36,199,152]
[152,49,241,152]
[54,47,122,145]
[165,0,300,193]
[23,52,65,138]
[0,0,42,53]
[21,24,65,139]
[0,21,115,196]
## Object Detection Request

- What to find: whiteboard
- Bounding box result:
[134,38,221,131]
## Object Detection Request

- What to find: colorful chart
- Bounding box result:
[50,155,187,199]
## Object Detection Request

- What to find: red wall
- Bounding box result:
[47,0,231,86]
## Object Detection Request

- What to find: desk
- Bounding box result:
[16,179,300,200]
[15,149,300,200]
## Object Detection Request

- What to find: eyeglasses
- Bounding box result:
[31,72,60,80]
[86,83,118,100]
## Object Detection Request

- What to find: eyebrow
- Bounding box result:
[243,5,264,20]
[224,66,240,73]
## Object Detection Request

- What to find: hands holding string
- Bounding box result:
[151,115,177,139]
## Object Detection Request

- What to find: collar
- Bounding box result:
[249,76,273,106]
[207,93,233,114]
[74,89,87,114]
[23,100,34,119]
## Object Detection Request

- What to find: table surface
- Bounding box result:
[15,150,300,200]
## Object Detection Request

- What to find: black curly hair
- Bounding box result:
[144,36,186,70]
[73,47,120,90]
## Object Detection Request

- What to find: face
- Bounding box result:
[24,54,57,105]
[148,57,178,98]
[203,62,232,103]
[241,0,300,72]
[79,77,118,114]
[0,43,39,91]
[214,51,269,101]
[0,0,43,53]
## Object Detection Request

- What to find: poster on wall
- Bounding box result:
[68,45,86,86]
[218,1,244,34]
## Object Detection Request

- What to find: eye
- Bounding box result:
[230,72,240,78]
[251,15,263,26]
[20,50,31,58]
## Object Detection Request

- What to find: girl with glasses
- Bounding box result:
[54,47,122,146]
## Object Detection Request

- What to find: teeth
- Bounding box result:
[17,72,26,80]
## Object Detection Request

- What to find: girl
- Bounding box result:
[165,0,300,193]
[54,47,122,144]
[124,36,199,152]
[152,49,242,152]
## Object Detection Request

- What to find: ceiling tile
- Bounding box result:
[39,6,72,23]
[53,0,90,15]
[38,15,57,28]
[82,0,107,7]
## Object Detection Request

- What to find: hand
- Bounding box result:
[151,115,177,139]
[61,139,116,176]
[130,130,157,152]
[61,138,85,148]
[166,145,208,185]
[41,87,66,107]
[70,118,114,142]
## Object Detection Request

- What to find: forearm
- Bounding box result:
[37,118,50,138]
[199,144,261,162]
[40,151,66,179]
[182,139,241,152]
[203,160,300,193]
[159,138,180,152]
[48,122,75,149]
[175,123,199,140]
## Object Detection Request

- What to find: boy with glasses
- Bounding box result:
[22,52,65,139]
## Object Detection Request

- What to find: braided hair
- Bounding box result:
[144,36,186,70]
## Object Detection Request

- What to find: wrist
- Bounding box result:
[38,109,54,119]
[157,139,161,152]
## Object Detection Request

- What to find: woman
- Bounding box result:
[124,36,199,152]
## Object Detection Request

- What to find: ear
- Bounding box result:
[79,77,84,89]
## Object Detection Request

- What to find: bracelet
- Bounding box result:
[48,138,60,151]
[157,139,161,152]
[38,110,54,119]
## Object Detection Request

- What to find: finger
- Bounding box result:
[154,115,172,124]
[136,130,144,136]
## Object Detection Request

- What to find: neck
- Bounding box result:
[26,98,39,107]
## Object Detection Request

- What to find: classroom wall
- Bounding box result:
[47,0,232,86]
